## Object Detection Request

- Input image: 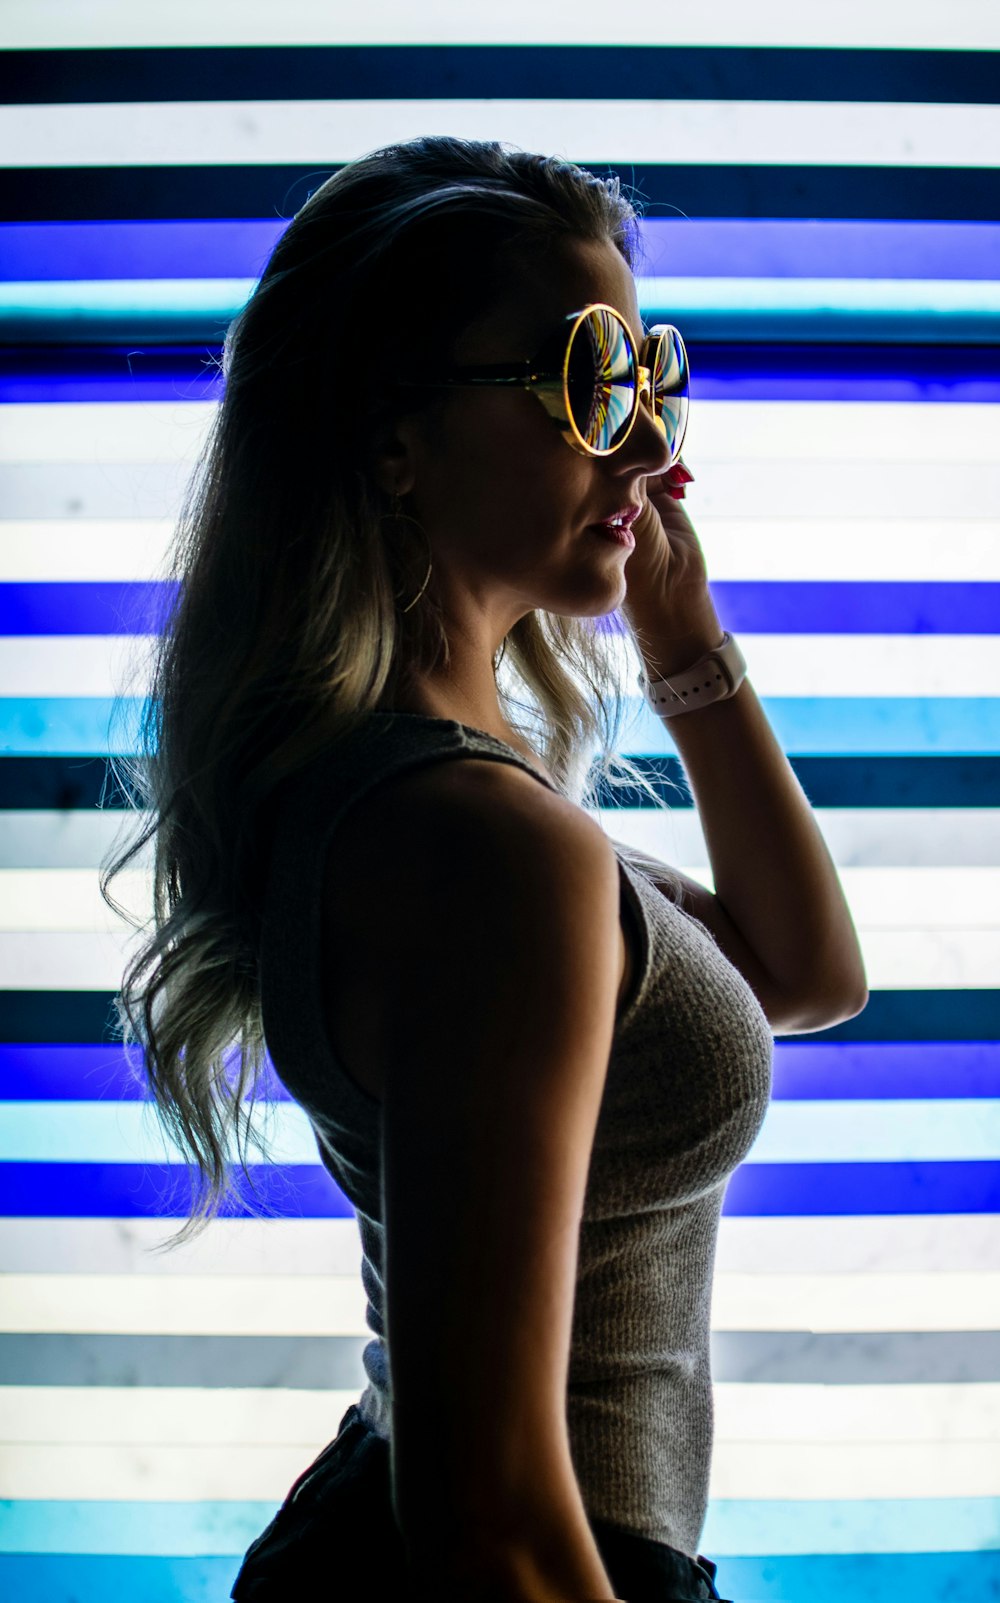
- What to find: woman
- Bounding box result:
[104,136,867,1602]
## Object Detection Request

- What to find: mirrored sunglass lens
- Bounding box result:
[648,328,690,461]
[566,308,636,452]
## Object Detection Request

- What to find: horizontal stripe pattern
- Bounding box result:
[3,26,998,1601]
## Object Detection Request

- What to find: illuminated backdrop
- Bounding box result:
[0,5,998,1601]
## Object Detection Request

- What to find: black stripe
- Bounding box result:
[0,991,123,1043]
[592,757,1000,810]
[5,989,998,1045]
[3,45,997,106]
[6,755,1000,811]
[0,758,140,809]
[3,164,998,222]
[781,991,1000,1044]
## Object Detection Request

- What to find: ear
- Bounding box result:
[372,415,421,499]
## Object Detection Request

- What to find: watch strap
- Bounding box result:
[638,631,747,716]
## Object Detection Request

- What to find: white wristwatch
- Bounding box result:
[638,631,747,716]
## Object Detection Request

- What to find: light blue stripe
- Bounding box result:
[719,1551,1000,1600]
[0,1554,238,1603]
[4,698,999,756]
[3,1099,997,1164]
[0,1549,997,1603]
[702,1497,1000,1557]
[0,699,142,755]
[4,276,1000,345]
[625,698,1000,756]
[0,1499,273,1557]
[3,1496,998,1558]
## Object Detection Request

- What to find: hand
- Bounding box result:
[622,458,724,677]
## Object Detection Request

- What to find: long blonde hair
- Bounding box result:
[101,137,682,1237]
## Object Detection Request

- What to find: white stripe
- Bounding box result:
[0,812,153,871]
[4,1214,997,1279]
[9,632,1000,698]
[0,1274,369,1335]
[5,0,998,51]
[0,1439,994,1503]
[749,1100,1000,1163]
[715,1215,1000,1275]
[0,403,214,465]
[713,1382,1000,1443]
[6,866,1000,933]
[1,1268,996,1336]
[707,1442,1000,1501]
[5,1095,996,1165]
[3,922,998,991]
[0,1385,360,1445]
[5,400,997,467]
[697,519,1000,583]
[0,521,174,582]
[601,810,1000,871]
[711,1273,1000,1332]
[2,1381,995,1447]
[686,401,1000,463]
[4,98,1000,171]
[6,460,996,521]
[5,517,1000,585]
[6,807,1000,874]
[0,1101,323,1165]
[694,462,1000,520]
[0,1217,364,1276]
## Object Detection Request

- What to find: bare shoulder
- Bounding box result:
[320,757,619,1100]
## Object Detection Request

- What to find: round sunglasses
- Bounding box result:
[402,302,690,461]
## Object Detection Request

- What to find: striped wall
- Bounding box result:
[1,7,999,1600]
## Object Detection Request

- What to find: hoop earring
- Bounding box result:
[384,496,434,614]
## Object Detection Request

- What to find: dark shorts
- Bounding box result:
[230,1405,730,1602]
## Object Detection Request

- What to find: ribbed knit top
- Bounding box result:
[258,711,773,1556]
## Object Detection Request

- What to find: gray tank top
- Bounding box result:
[259,711,773,1555]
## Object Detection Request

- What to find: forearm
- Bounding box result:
[396,1433,618,1603]
[634,604,868,1031]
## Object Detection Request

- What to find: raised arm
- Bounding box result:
[624,468,869,1036]
[364,759,624,1602]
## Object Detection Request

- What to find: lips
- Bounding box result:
[589,504,642,548]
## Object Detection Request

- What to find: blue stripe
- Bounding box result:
[770,1042,1000,1100]
[4,581,998,637]
[0,1554,239,1603]
[5,342,999,406]
[0,1548,996,1603]
[0,1159,996,1218]
[4,218,999,284]
[725,1161,1000,1216]
[4,1042,998,1103]
[0,583,176,635]
[719,1551,1000,1601]
[5,1495,998,1559]
[5,697,999,756]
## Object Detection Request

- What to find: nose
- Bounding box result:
[609,388,672,479]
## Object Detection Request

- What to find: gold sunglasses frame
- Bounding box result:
[400,302,689,461]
